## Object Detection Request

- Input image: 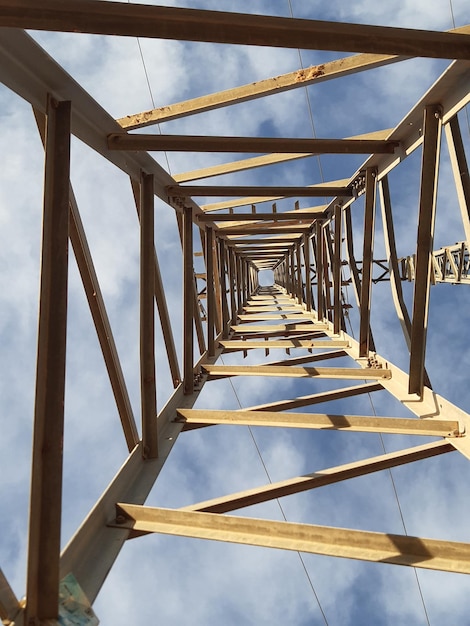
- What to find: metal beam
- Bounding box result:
[118,51,404,129]
[197,210,324,222]
[202,187,345,211]
[219,339,348,351]
[206,227,216,356]
[169,185,352,198]
[181,441,454,513]
[246,382,384,411]
[140,172,158,458]
[183,206,194,394]
[26,97,71,623]
[177,409,460,436]
[0,568,20,624]
[359,168,377,356]
[379,176,412,348]
[409,105,442,395]
[445,115,470,243]
[35,108,140,452]
[172,130,393,183]
[3,1,470,59]
[130,178,181,388]
[113,503,470,574]
[203,364,391,380]
[108,134,398,154]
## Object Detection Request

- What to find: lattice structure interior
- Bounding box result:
[1,2,470,625]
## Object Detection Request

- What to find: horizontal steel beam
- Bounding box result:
[178,408,460,435]
[219,339,348,350]
[108,134,399,154]
[2,2,470,59]
[203,364,392,380]
[168,185,353,198]
[113,504,470,574]
[197,211,324,222]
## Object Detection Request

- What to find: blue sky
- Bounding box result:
[1,1,470,624]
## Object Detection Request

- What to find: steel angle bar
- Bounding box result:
[113,504,470,574]
[445,115,470,243]
[118,50,405,129]
[140,172,158,458]
[409,105,442,396]
[2,2,470,58]
[35,109,140,451]
[177,409,460,436]
[180,440,453,513]
[26,96,70,624]
[359,168,377,356]
[0,568,20,624]
[183,206,194,395]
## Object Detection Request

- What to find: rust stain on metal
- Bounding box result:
[295,64,326,83]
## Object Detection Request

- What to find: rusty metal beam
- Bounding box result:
[131,178,181,389]
[445,115,470,243]
[35,108,140,452]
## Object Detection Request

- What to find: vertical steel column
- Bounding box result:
[409,105,442,395]
[241,258,248,307]
[290,250,296,300]
[359,168,377,356]
[303,233,312,311]
[445,115,470,243]
[206,227,216,356]
[140,172,158,458]
[36,108,140,450]
[228,247,238,324]
[219,238,229,338]
[26,97,71,623]
[295,242,302,303]
[236,254,243,313]
[379,175,412,348]
[0,568,19,624]
[333,205,342,334]
[379,176,431,386]
[183,205,194,395]
[212,235,223,334]
[315,221,324,320]
[324,226,335,324]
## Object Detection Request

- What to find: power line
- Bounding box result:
[283,3,432,614]
[287,0,326,188]
[128,0,172,175]
[342,286,431,626]
[220,354,330,626]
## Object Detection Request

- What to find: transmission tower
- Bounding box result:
[1,3,470,625]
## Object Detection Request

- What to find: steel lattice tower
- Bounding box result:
[1,3,470,624]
